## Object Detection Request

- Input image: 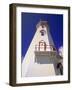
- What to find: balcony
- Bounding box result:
[35,45,56,51]
[34,45,62,60]
[35,45,57,56]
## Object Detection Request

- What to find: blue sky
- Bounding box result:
[21,12,63,60]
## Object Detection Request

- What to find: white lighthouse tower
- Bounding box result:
[22,20,62,77]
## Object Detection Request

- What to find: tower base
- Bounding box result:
[25,63,56,77]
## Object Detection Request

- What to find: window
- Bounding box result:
[40,30,46,36]
[39,40,46,51]
[41,25,44,28]
[53,47,56,51]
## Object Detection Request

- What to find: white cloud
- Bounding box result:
[58,46,63,57]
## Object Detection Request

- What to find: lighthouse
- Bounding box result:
[22,20,62,77]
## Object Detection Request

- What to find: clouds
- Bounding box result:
[58,46,63,57]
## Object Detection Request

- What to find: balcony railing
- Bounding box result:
[35,45,56,52]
